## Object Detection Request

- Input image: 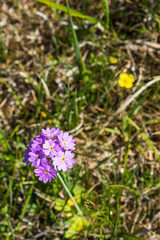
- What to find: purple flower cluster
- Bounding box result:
[23,127,76,183]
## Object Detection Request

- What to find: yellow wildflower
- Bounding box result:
[41,111,47,118]
[67,197,76,207]
[77,218,83,232]
[64,212,72,218]
[109,56,118,64]
[118,73,135,88]
[47,119,52,125]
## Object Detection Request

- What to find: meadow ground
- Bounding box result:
[0,0,160,239]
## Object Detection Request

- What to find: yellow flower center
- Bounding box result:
[62,157,65,161]
[49,134,53,136]
[63,142,67,145]
[50,146,53,150]
[44,170,48,173]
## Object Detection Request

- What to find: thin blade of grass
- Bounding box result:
[37,0,99,24]
[111,211,118,240]
[144,119,160,125]
[88,233,111,239]
[6,214,14,239]
[127,116,160,159]
[2,157,17,206]
[66,0,86,76]
[122,141,130,182]
[15,184,34,232]
[102,0,110,29]
[9,125,20,139]
[0,25,7,62]
[108,185,138,195]
[129,94,148,118]
[126,158,142,185]
[104,127,121,135]
[0,78,24,110]
[119,232,145,240]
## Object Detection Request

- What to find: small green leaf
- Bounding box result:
[13,141,26,149]
[73,183,82,203]
[65,216,88,238]
[104,127,121,135]
[54,198,71,212]
[37,0,99,24]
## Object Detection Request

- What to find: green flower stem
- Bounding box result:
[56,171,83,216]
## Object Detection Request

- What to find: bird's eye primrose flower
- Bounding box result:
[23,127,83,216]
[23,127,76,182]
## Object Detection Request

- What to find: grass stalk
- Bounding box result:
[102,0,110,29]
[65,0,86,77]
[127,116,160,159]
[15,184,34,232]
[0,25,6,62]
[122,141,130,182]
[0,78,24,110]
[57,171,83,216]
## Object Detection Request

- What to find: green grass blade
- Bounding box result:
[122,142,130,182]
[0,78,24,110]
[144,119,160,125]
[129,94,148,118]
[104,127,121,135]
[119,232,145,240]
[15,184,34,232]
[127,117,160,158]
[2,158,17,206]
[126,158,142,185]
[102,0,110,29]
[66,0,86,76]
[6,213,14,238]
[0,25,7,62]
[111,211,118,240]
[108,185,138,195]
[37,0,99,24]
